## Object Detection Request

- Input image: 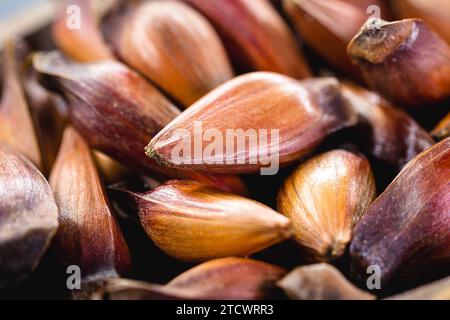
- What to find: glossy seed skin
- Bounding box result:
[105,0,234,107]
[283,0,388,80]
[432,112,450,141]
[0,39,41,168]
[341,82,434,168]
[348,18,450,108]
[166,258,286,300]
[350,137,450,288]
[387,276,450,300]
[0,146,58,288]
[278,263,375,300]
[134,180,293,262]
[50,127,131,283]
[94,258,286,300]
[391,0,450,45]
[52,0,113,62]
[277,150,376,261]
[183,0,312,78]
[147,73,357,174]
[32,52,246,195]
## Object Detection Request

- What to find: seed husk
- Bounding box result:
[23,70,68,176]
[166,257,287,299]
[283,0,389,80]
[33,51,178,175]
[391,0,450,45]
[277,263,375,300]
[104,0,234,107]
[49,126,131,284]
[93,151,130,184]
[350,137,450,289]
[52,0,113,62]
[341,82,434,168]
[131,180,293,261]
[90,278,181,300]
[92,257,286,300]
[431,112,450,141]
[147,74,357,174]
[387,276,450,300]
[4,0,449,300]
[347,18,450,108]
[0,145,58,288]
[277,149,376,261]
[183,0,312,78]
[32,51,246,195]
[0,39,41,168]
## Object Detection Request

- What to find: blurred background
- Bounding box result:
[0,0,53,47]
[0,0,114,48]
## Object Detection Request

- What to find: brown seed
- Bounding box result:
[347,18,450,108]
[277,263,375,300]
[0,39,41,168]
[182,171,248,197]
[93,151,130,184]
[165,257,287,299]
[33,51,178,175]
[283,0,389,80]
[341,82,434,168]
[104,0,234,107]
[52,0,113,62]
[431,112,450,141]
[32,51,246,195]
[147,74,357,174]
[277,150,376,261]
[90,278,182,300]
[92,258,286,300]
[0,145,58,288]
[387,276,450,300]
[132,180,292,261]
[49,126,131,283]
[23,71,68,176]
[391,0,450,45]
[183,0,312,78]
[350,137,450,288]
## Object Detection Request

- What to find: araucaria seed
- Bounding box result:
[347,18,450,108]
[104,0,234,107]
[277,150,376,261]
[0,39,41,168]
[0,146,58,288]
[350,137,450,288]
[183,0,312,78]
[50,126,131,285]
[147,74,357,174]
[131,180,293,261]
[32,51,246,195]
[277,263,375,300]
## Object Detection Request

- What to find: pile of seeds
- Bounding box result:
[0,0,449,300]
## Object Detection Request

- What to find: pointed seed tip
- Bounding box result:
[278,220,294,240]
[145,141,174,168]
[322,239,348,261]
[348,18,415,64]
